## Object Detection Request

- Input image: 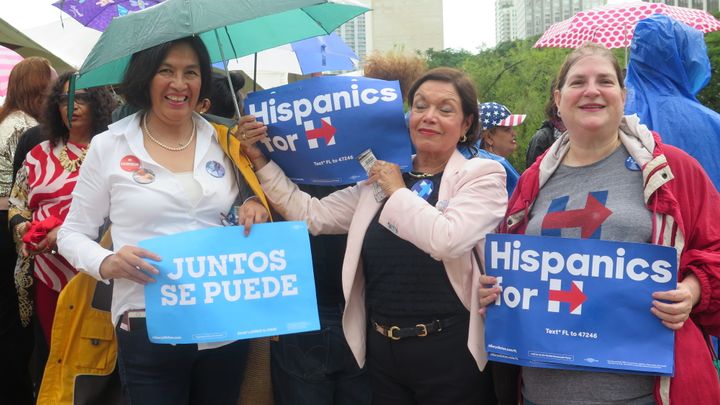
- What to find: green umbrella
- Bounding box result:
[75,0,369,89]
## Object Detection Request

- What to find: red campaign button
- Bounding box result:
[120,155,141,172]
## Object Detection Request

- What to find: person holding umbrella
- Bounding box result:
[480,42,720,404]
[57,36,269,404]
[238,67,508,404]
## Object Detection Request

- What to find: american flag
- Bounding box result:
[480,102,526,130]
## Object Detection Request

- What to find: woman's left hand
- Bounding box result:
[238,198,270,236]
[651,273,701,330]
[368,160,405,197]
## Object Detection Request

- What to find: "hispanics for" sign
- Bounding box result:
[244,76,413,185]
[139,222,319,344]
[484,234,677,375]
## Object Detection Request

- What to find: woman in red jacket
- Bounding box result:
[479,42,720,404]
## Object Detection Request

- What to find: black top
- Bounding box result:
[299,184,347,307]
[362,172,466,321]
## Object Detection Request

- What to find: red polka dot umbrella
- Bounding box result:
[534,1,720,49]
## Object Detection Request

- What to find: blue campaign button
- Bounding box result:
[625,156,641,171]
[410,179,433,200]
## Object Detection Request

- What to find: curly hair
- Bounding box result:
[44,71,117,147]
[0,57,55,123]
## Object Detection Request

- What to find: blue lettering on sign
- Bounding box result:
[244,76,412,185]
[484,233,676,375]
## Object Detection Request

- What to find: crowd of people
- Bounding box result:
[0,25,719,405]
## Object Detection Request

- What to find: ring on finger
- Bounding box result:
[241,132,247,140]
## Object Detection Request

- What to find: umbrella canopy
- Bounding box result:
[75,0,368,89]
[53,0,163,31]
[0,45,24,97]
[534,1,720,49]
[227,32,358,76]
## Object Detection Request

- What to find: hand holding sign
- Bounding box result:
[99,245,161,285]
[236,115,270,169]
[651,273,701,330]
[478,274,501,316]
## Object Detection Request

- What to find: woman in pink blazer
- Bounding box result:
[240,68,508,405]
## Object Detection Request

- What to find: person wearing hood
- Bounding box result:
[625,14,720,191]
[479,42,720,404]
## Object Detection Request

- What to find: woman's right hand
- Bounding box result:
[478,274,501,316]
[99,245,161,285]
[235,115,269,169]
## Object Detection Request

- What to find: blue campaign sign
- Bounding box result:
[244,76,412,185]
[139,222,319,344]
[484,234,677,375]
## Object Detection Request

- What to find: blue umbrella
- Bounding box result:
[53,0,163,31]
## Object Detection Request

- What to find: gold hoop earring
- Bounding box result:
[459,134,468,143]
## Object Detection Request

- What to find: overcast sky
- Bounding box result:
[443,0,638,51]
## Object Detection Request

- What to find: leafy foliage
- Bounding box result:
[415,33,719,172]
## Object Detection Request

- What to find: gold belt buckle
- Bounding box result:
[416,323,428,337]
[387,326,401,340]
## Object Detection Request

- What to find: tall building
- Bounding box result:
[336,0,443,63]
[646,0,719,13]
[336,13,369,61]
[496,0,517,44]
[497,0,608,42]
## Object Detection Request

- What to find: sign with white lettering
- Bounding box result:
[484,234,676,375]
[140,222,319,344]
[244,76,412,185]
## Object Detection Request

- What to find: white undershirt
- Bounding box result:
[174,171,202,207]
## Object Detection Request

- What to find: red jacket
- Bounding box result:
[501,116,720,405]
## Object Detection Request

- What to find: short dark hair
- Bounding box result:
[120,36,212,110]
[406,67,479,147]
[206,71,245,119]
[44,71,116,147]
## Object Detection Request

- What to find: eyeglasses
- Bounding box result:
[58,93,91,107]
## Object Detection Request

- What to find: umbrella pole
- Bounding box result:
[213,30,242,120]
[253,53,258,92]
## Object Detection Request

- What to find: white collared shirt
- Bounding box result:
[58,112,238,330]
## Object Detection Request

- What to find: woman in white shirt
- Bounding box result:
[58,36,268,405]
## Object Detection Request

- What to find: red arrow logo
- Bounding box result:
[306,119,336,144]
[549,282,586,312]
[542,194,612,238]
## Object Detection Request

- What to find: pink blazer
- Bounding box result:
[255,150,507,369]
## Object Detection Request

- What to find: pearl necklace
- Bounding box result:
[142,114,196,152]
[58,144,88,172]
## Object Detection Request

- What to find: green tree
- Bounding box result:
[698,30,720,112]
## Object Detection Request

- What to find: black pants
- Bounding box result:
[116,319,250,405]
[0,212,34,405]
[366,317,497,405]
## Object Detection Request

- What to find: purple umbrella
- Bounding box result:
[53,0,162,31]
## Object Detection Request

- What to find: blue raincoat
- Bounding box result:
[625,14,720,191]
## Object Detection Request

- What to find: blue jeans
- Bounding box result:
[271,305,371,405]
[116,320,249,405]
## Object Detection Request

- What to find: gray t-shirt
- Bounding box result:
[524,146,655,405]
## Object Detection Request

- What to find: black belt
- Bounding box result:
[372,315,466,340]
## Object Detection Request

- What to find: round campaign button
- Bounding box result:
[120,155,141,172]
[132,167,156,184]
[206,160,226,178]
[625,156,641,171]
[410,179,434,200]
